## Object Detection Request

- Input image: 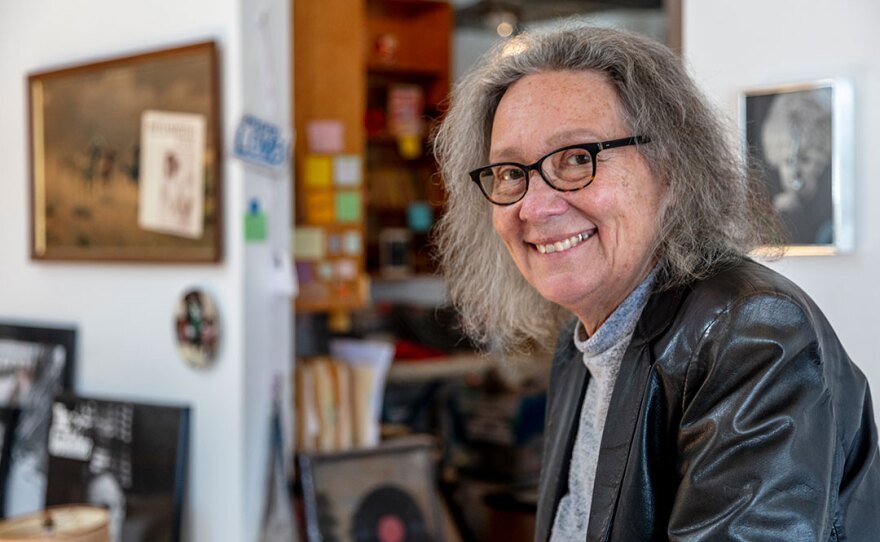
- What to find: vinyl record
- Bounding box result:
[350,484,433,542]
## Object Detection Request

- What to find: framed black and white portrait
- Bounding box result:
[0,322,76,518]
[742,79,854,255]
[46,395,190,542]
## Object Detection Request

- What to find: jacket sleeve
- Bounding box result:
[667,292,839,541]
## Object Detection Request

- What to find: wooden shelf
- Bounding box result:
[367,62,447,78]
[387,353,494,384]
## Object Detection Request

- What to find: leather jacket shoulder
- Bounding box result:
[535,258,880,542]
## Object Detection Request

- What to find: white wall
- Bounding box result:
[683,0,880,418]
[241,0,294,538]
[0,0,292,540]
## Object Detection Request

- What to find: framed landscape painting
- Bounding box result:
[28,41,222,263]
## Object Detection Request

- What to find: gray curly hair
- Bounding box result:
[432,24,783,352]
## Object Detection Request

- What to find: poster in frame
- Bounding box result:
[45,394,190,542]
[0,408,21,517]
[741,79,854,256]
[0,322,76,518]
[298,436,445,542]
[27,41,222,263]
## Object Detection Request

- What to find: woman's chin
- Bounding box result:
[533,277,594,314]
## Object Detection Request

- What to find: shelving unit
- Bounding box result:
[293,0,451,313]
[364,0,452,276]
[293,0,369,314]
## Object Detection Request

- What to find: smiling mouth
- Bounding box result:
[532,229,597,254]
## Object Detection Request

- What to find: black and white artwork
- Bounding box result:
[743,80,853,254]
[45,396,190,542]
[0,323,76,518]
[0,408,21,516]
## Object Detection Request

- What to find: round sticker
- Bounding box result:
[174,289,220,369]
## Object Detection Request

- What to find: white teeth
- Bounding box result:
[534,231,594,254]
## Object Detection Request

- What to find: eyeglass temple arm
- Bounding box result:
[598,135,650,151]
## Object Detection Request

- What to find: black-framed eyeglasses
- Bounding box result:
[469,135,650,205]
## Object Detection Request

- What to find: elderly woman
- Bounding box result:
[433,25,880,541]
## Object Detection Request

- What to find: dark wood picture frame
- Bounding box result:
[27,41,223,263]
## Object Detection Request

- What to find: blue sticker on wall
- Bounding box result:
[233,114,291,170]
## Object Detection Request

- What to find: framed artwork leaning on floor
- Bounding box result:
[299,436,445,542]
[0,322,76,518]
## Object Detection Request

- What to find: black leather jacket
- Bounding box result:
[535,259,880,541]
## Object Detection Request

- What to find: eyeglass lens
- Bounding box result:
[478,146,595,204]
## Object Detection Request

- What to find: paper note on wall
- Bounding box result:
[335,192,361,223]
[293,227,326,260]
[244,206,268,242]
[343,231,362,256]
[317,262,334,281]
[335,259,358,280]
[306,120,344,154]
[304,191,335,224]
[295,262,314,282]
[333,155,362,187]
[304,155,333,189]
[271,250,296,297]
[138,110,207,239]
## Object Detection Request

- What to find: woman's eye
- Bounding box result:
[497,167,525,182]
[563,151,591,166]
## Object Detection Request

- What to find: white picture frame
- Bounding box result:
[741,79,854,255]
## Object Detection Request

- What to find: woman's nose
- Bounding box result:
[517,170,567,222]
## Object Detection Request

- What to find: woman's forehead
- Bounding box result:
[488,71,626,158]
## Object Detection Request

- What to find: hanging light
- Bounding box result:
[485,9,519,37]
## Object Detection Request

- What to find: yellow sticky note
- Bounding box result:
[305,191,335,224]
[305,155,333,188]
[293,227,326,261]
[336,192,362,223]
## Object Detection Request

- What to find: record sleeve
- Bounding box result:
[299,436,444,542]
